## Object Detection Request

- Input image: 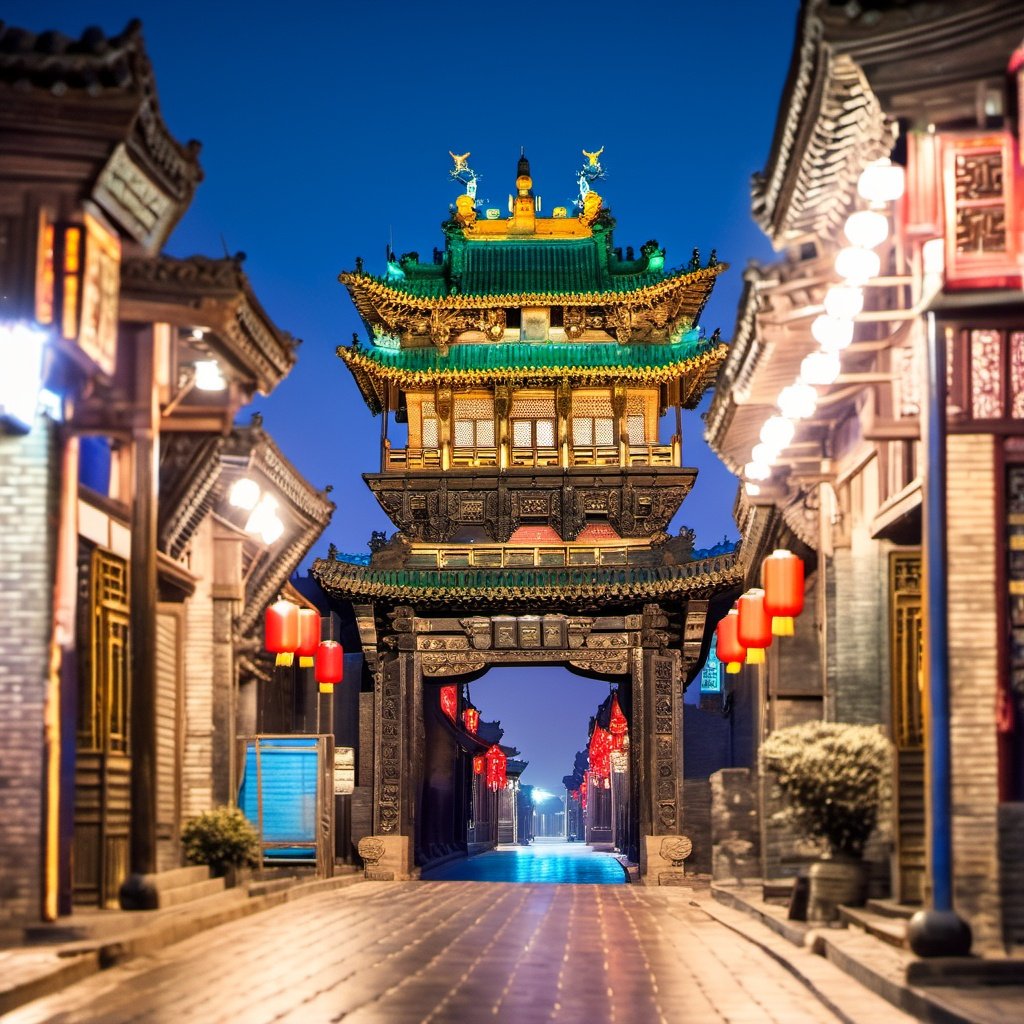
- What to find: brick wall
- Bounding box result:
[709,768,760,882]
[947,433,1002,951]
[681,778,712,873]
[0,418,56,928]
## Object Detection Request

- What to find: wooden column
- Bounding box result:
[557,382,571,469]
[436,387,452,471]
[494,385,510,471]
[612,384,627,467]
[128,323,159,878]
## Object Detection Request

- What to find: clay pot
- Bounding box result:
[806,857,867,923]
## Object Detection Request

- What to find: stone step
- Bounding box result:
[839,905,908,948]
[144,864,212,891]
[156,877,226,908]
[865,898,919,920]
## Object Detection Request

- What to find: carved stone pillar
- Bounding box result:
[435,386,452,471]
[556,381,572,468]
[494,385,510,471]
[612,384,627,467]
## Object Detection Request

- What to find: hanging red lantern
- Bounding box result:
[314,639,343,692]
[296,608,321,668]
[439,685,458,721]
[484,744,507,792]
[473,754,485,775]
[762,548,805,636]
[265,598,299,666]
[716,607,747,674]
[737,588,772,665]
[462,705,479,734]
[608,692,628,751]
[589,726,612,779]
[580,773,588,812]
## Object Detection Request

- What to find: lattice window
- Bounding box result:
[970,329,1002,419]
[421,401,438,449]
[627,415,645,445]
[454,397,494,447]
[510,393,555,449]
[573,396,613,418]
[79,548,130,754]
[573,415,615,446]
[890,552,924,750]
[948,326,1024,422]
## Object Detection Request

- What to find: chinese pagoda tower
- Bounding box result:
[314,152,743,879]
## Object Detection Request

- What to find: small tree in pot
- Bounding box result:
[181,806,260,884]
[760,721,892,922]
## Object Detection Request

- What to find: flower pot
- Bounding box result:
[807,857,867,923]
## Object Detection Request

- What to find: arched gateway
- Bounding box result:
[313,153,743,882]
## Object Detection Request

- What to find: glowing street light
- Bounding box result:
[229,477,261,511]
[824,284,864,320]
[777,382,817,420]
[844,209,889,249]
[760,415,795,451]
[744,460,771,482]
[193,359,227,392]
[811,314,855,350]
[835,246,881,284]
[0,322,47,433]
[800,350,841,387]
[857,157,906,204]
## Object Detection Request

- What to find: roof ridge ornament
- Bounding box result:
[576,146,606,213]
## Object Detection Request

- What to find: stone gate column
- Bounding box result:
[636,603,685,883]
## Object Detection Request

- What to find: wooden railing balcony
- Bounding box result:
[383,441,677,471]
[405,540,652,570]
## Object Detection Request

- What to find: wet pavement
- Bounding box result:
[421,840,627,885]
[4,881,853,1024]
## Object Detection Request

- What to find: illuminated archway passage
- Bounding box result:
[313,152,742,881]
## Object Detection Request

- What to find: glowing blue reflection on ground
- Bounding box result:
[421,839,627,884]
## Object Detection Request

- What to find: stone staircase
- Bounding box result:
[838,898,915,948]
[117,864,226,910]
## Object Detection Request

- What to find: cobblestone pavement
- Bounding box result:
[5,882,854,1024]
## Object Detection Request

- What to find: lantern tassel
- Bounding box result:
[276,652,295,667]
[299,656,314,668]
[319,683,334,694]
[746,648,765,665]
[771,616,794,637]
[726,663,741,674]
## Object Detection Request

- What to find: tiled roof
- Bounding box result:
[311,553,743,607]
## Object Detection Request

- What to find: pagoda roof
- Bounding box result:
[341,260,723,317]
[341,335,727,412]
[311,552,743,608]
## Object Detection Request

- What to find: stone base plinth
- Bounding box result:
[641,834,692,886]
[357,834,415,880]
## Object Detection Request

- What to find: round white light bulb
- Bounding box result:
[260,514,285,545]
[194,360,226,392]
[824,285,864,319]
[800,351,841,387]
[844,209,889,249]
[811,315,854,350]
[229,477,261,511]
[777,381,817,420]
[760,415,795,451]
[751,442,779,466]
[744,482,761,497]
[744,461,771,482]
[835,246,881,284]
[857,158,905,204]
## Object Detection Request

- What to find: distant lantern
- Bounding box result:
[265,598,299,667]
[715,607,747,674]
[737,588,772,665]
[762,548,805,636]
[608,692,628,752]
[484,744,507,792]
[580,774,589,812]
[440,685,458,721]
[314,640,343,692]
[589,726,612,779]
[296,608,321,668]
[462,705,480,734]
[473,754,485,776]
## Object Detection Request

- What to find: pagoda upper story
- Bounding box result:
[326,151,731,567]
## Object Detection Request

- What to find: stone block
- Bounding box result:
[358,834,415,880]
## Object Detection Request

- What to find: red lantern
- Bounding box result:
[473,755,485,775]
[737,588,772,665]
[763,549,805,636]
[440,685,458,721]
[580,773,588,812]
[589,726,612,779]
[484,744,507,792]
[716,607,747,675]
[609,692,628,751]
[462,706,479,734]
[314,639,343,692]
[296,608,320,668]
[265,598,299,667]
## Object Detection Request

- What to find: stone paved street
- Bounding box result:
[3,881,873,1024]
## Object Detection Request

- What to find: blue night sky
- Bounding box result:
[15,0,798,795]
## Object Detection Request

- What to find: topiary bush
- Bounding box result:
[759,721,892,859]
[181,806,260,877]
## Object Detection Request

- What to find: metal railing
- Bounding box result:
[405,541,652,570]
[384,442,677,471]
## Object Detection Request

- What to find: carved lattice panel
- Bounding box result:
[954,150,1006,254]
[970,329,1003,419]
[1011,333,1024,419]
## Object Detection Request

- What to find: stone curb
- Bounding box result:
[0,872,364,1017]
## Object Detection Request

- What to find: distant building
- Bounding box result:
[707,0,1024,952]
[0,20,331,927]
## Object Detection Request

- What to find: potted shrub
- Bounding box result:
[181,805,260,885]
[760,721,892,922]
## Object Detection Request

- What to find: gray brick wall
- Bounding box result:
[681,778,711,874]
[709,768,760,883]
[0,417,57,928]
[947,433,1003,952]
